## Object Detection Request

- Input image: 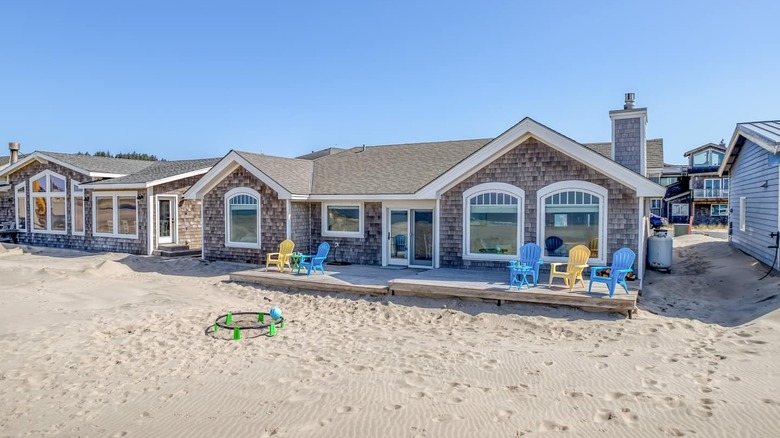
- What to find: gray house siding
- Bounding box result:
[439,138,639,271]
[2,161,148,254]
[614,117,642,174]
[729,139,780,270]
[151,176,205,250]
[307,202,383,265]
[201,166,287,264]
[290,202,314,255]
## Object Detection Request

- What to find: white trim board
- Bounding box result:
[416,117,665,199]
[184,151,292,200]
[83,168,212,190]
[0,152,128,179]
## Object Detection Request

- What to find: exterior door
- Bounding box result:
[158,197,175,244]
[388,209,409,266]
[410,209,433,267]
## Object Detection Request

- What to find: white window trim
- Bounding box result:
[710,204,728,217]
[462,182,525,261]
[92,191,139,239]
[650,199,662,209]
[224,187,262,248]
[71,180,85,236]
[156,194,179,245]
[739,197,746,232]
[536,180,607,265]
[322,202,364,238]
[672,203,689,216]
[29,169,67,234]
[14,183,27,232]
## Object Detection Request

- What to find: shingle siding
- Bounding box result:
[152,175,205,249]
[290,202,313,255]
[614,117,642,174]
[729,139,780,269]
[5,161,146,254]
[201,166,287,264]
[308,202,383,265]
[439,138,639,271]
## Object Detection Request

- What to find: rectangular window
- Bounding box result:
[739,197,746,232]
[323,204,363,237]
[72,182,85,235]
[93,192,138,238]
[470,201,519,256]
[32,197,48,230]
[650,199,661,210]
[672,203,689,216]
[15,185,26,231]
[710,204,728,216]
[51,197,66,232]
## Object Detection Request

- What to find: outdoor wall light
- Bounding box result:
[761,180,769,189]
[137,193,145,200]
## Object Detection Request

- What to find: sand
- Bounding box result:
[1,235,779,437]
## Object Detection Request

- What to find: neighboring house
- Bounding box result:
[659,143,729,225]
[0,147,217,255]
[651,163,686,217]
[185,94,666,281]
[719,121,780,271]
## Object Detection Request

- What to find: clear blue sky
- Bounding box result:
[2,1,778,163]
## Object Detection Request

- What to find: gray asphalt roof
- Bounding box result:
[738,121,780,146]
[40,151,156,174]
[234,151,314,195]
[310,139,491,195]
[0,154,26,167]
[81,158,219,186]
[296,147,346,160]
[583,139,664,170]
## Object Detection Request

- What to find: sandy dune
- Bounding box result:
[1,235,779,437]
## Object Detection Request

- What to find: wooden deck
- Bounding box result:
[230,264,640,317]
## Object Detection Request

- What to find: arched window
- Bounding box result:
[537,181,607,263]
[463,183,525,259]
[225,188,261,247]
[29,170,67,233]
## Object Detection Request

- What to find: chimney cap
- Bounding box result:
[8,142,20,151]
[624,93,636,110]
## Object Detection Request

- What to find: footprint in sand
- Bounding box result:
[593,409,615,423]
[621,408,639,425]
[384,404,403,411]
[335,406,356,414]
[604,392,626,401]
[432,413,464,422]
[538,420,570,432]
[492,410,514,422]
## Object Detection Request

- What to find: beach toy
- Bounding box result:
[258,312,264,322]
[214,323,219,332]
[270,307,282,320]
[233,327,241,340]
[280,319,285,329]
[226,312,233,324]
[269,323,277,337]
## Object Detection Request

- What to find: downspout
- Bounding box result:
[147,187,154,255]
[637,197,646,290]
[286,199,292,240]
[434,197,441,268]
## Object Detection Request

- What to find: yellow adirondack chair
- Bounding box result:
[548,244,590,290]
[265,240,295,272]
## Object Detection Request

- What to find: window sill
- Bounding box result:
[31,230,67,235]
[322,231,363,239]
[463,253,517,261]
[93,233,139,240]
[226,241,261,249]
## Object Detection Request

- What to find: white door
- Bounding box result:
[157,197,175,245]
[388,209,409,266]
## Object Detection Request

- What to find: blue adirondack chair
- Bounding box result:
[588,247,636,297]
[297,242,331,276]
[545,236,564,257]
[508,243,544,289]
[393,234,406,257]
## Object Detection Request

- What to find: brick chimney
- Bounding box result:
[8,142,20,164]
[609,93,647,176]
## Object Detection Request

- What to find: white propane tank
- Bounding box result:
[647,229,673,272]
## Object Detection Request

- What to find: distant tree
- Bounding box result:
[86,150,162,161]
[76,151,92,156]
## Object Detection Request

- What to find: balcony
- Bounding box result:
[693,189,728,199]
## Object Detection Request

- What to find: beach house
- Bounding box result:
[0,146,216,255]
[185,94,666,280]
[719,121,780,271]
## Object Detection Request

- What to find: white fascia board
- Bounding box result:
[182,151,292,200]
[307,193,422,201]
[417,118,665,199]
[0,153,50,177]
[144,167,212,188]
[88,172,129,178]
[85,183,147,190]
[719,128,742,176]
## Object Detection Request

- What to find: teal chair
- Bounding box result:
[508,243,544,289]
[297,242,331,276]
[588,248,636,297]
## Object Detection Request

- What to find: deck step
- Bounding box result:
[153,246,201,257]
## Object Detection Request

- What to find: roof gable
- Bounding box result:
[0,151,155,178]
[720,121,780,175]
[417,118,666,198]
[81,158,219,189]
